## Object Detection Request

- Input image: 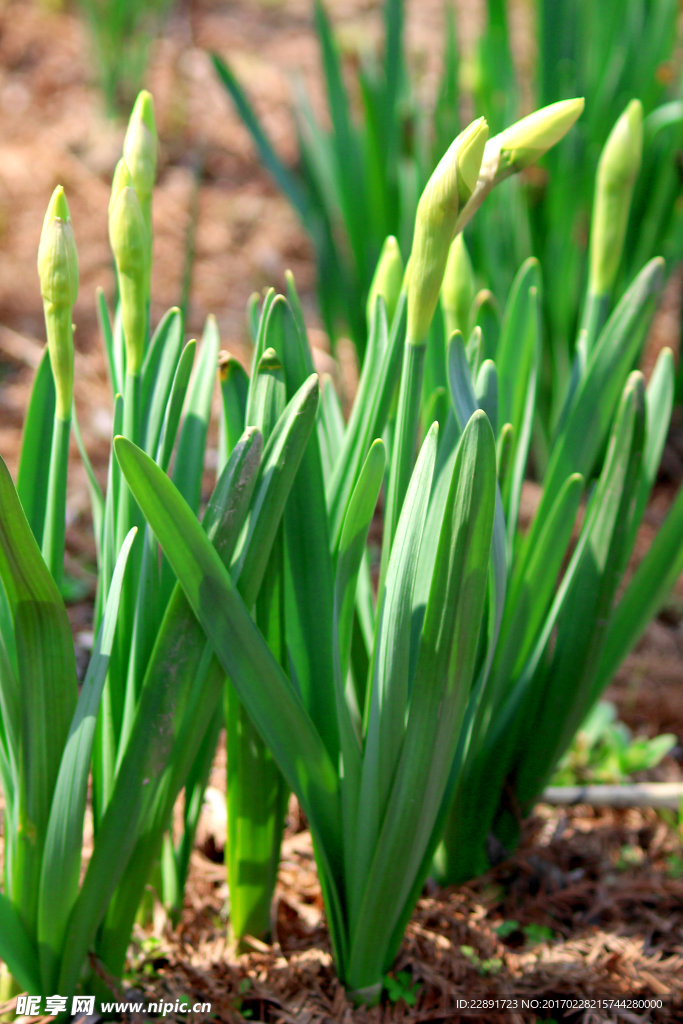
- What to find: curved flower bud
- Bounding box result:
[408,117,488,343]
[497,97,585,173]
[590,100,643,295]
[366,235,404,328]
[38,185,78,418]
[441,233,475,339]
[454,98,584,236]
[109,184,148,374]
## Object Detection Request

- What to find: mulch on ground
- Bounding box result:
[120,801,683,1024]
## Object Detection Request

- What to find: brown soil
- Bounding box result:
[102,801,683,1023]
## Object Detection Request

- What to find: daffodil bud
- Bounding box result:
[109,158,133,217]
[366,235,404,328]
[454,98,584,235]
[497,97,585,174]
[589,100,643,295]
[407,117,488,343]
[38,185,78,418]
[441,233,475,338]
[123,90,157,221]
[109,184,148,375]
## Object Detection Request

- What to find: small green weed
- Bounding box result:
[383,970,421,1006]
[460,946,503,975]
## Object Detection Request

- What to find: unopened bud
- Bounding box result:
[497,97,585,173]
[367,235,404,327]
[589,100,643,295]
[109,185,148,374]
[38,186,78,310]
[109,158,133,217]
[441,233,475,338]
[408,117,488,343]
[454,99,584,236]
[38,185,78,418]
[123,90,157,217]
[457,117,489,205]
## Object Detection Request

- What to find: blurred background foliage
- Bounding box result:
[214,0,683,466]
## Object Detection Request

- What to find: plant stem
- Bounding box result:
[115,370,142,733]
[41,414,71,588]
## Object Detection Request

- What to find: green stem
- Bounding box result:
[380,340,426,583]
[114,370,143,744]
[41,415,71,588]
[116,370,141,548]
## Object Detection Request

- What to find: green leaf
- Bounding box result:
[37,528,136,993]
[227,342,287,943]
[270,300,340,762]
[142,307,184,458]
[231,375,321,607]
[474,359,498,435]
[328,294,406,551]
[596,470,683,691]
[59,430,263,990]
[512,372,647,811]
[629,346,674,547]
[473,289,501,362]
[499,278,540,550]
[173,315,220,514]
[248,346,286,442]
[520,258,663,571]
[491,472,583,693]
[335,440,385,707]
[347,410,496,990]
[353,424,438,927]
[113,433,344,900]
[0,454,78,937]
[157,339,196,471]
[219,352,249,464]
[313,0,369,287]
[318,376,345,486]
[16,347,56,548]
[0,891,40,994]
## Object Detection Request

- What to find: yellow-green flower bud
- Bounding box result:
[407,117,488,343]
[123,90,157,218]
[109,184,148,375]
[589,99,643,295]
[454,99,584,236]
[441,233,475,338]
[366,235,404,328]
[457,117,489,206]
[497,97,585,173]
[37,185,78,419]
[109,158,133,217]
